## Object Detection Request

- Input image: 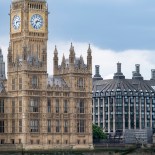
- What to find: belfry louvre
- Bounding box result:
[0,0,93,150]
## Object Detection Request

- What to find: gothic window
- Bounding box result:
[19,77,22,90]
[56,120,60,133]
[12,120,15,133]
[55,99,59,113]
[0,139,5,144]
[77,99,85,113]
[47,120,51,133]
[64,120,68,133]
[78,78,84,88]
[0,99,4,113]
[19,119,22,133]
[0,120,4,133]
[64,100,68,113]
[32,75,38,88]
[30,120,39,132]
[30,98,39,112]
[77,120,85,133]
[19,98,22,113]
[80,100,84,113]
[47,99,51,113]
[12,99,15,114]
[12,78,15,90]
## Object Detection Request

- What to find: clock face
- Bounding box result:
[30,14,43,30]
[12,15,21,30]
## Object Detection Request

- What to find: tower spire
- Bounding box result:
[87,44,92,71]
[53,45,58,75]
[69,43,75,64]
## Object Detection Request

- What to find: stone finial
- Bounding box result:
[70,42,74,53]
[54,45,58,54]
[87,44,92,53]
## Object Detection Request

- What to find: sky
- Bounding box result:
[0,0,155,79]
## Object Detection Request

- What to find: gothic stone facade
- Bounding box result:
[0,0,93,150]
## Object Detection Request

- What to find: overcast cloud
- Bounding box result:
[0,0,155,79]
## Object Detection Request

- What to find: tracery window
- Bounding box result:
[0,99,4,113]
[19,119,22,133]
[12,78,15,90]
[77,120,85,133]
[47,99,51,113]
[30,120,39,132]
[30,98,39,112]
[64,100,68,113]
[0,120,4,133]
[55,99,59,113]
[47,120,51,133]
[56,120,60,132]
[32,75,38,88]
[19,77,22,90]
[64,120,68,133]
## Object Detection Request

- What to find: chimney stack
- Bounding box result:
[151,69,155,80]
[117,62,122,73]
[113,62,125,79]
[132,64,143,80]
[93,65,103,81]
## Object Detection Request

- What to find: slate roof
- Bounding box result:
[93,78,155,93]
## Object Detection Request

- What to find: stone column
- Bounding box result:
[145,98,147,128]
[128,97,131,129]
[103,98,105,131]
[108,97,110,133]
[98,98,100,126]
[134,97,136,129]
[139,97,142,129]
[150,97,152,128]
[123,97,125,133]
[113,97,115,133]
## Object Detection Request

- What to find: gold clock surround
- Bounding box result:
[29,11,45,32]
[11,10,22,33]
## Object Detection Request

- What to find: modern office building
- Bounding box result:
[0,0,93,150]
[92,63,155,135]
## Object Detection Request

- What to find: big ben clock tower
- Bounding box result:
[7,0,49,148]
[10,0,48,63]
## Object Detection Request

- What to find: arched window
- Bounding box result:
[78,78,84,88]
[32,75,38,88]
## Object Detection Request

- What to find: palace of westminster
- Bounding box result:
[1,0,155,151]
[0,0,93,150]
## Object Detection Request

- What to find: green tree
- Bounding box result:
[92,124,107,142]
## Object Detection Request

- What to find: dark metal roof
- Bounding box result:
[93,78,155,93]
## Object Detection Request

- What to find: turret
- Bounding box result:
[53,46,58,75]
[61,54,66,69]
[7,43,12,64]
[87,44,92,72]
[0,48,6,80]
[69,43,75,65]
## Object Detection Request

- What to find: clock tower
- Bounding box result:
[7,0,49,148]
[10,0,48,63]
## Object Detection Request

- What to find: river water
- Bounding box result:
[0,151,154,155]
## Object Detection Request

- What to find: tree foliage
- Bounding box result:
[92,124,107,141]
